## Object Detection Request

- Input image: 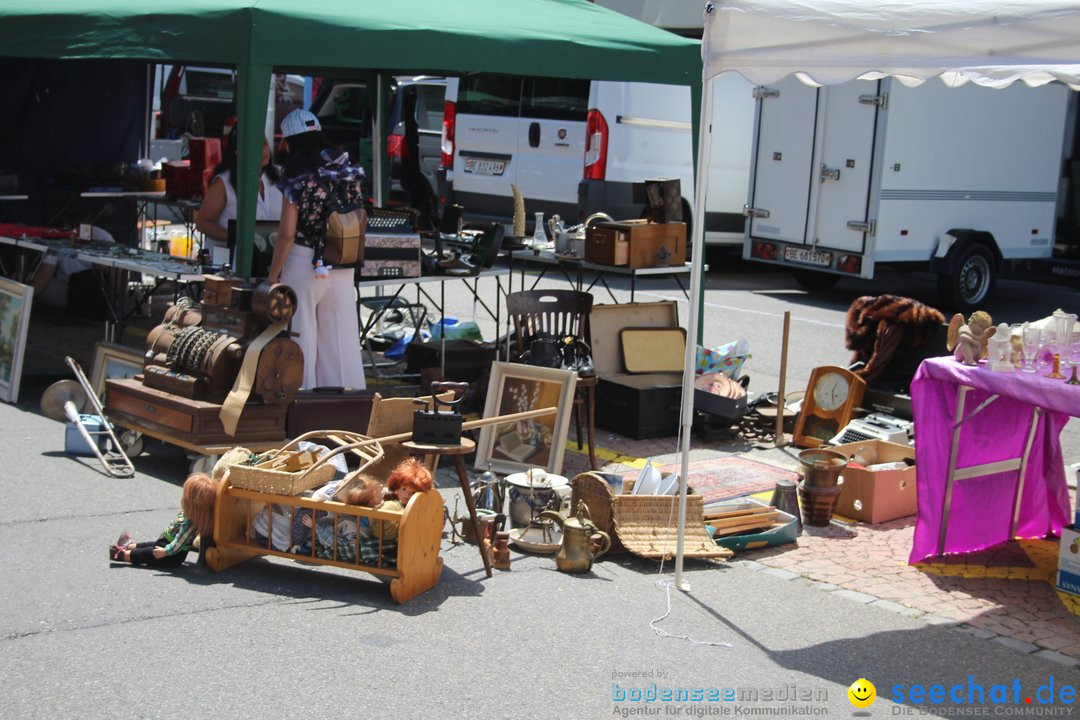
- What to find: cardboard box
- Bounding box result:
[586,220,686,269]
[592,301,684,439]
[187,137,222,171]
[1058,526,1080,597]
[831,439,916,523]
[709,498,799,552]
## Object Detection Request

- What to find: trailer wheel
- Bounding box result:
[937,244,995,312]
[792,270,840,291]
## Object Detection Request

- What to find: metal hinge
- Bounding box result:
[847,219,876,236]
[753,86,780,100]
[743,205,770,219]
[859,94,887,109]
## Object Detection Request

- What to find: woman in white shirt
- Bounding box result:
[194,136,283,265]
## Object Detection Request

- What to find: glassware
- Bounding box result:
[1020,323,1041,373]
[532,211,546,248]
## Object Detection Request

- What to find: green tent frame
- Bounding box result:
[2,0,702,275]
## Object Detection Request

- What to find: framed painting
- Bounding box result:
[90,341,144,398]
[474,361,578,475]
[0,278,33,404]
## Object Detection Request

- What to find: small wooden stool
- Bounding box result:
[401,437,493,578]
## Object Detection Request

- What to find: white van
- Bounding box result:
[439,74,755,245]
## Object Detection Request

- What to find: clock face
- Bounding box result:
[813,371,850,412]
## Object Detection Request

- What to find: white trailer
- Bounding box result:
[742,76,1071,310]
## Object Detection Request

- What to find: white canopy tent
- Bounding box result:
[673,0,1080,588]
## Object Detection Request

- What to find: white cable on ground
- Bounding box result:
[649,579,732,647]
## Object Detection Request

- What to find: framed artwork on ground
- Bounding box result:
[91,341,144,398]
[474,361,578,476]
[0,278,33,404]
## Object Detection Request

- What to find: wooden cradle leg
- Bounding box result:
[390,489,446,604]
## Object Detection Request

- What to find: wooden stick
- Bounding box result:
[710,511,782,531]
[703,505,778,521]
[322,406,559,451]
[713,519,781,538]
[775,310,791,447]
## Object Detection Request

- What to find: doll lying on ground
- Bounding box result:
[109,473,217,567]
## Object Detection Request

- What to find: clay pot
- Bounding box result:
[798,448,848,489]
[797,482,843,527]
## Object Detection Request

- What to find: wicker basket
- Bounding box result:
[570,472,731,561]
[228,430,384,496]
[570,472,625,554]
[612,493,732,561]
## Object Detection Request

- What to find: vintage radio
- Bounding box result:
[106,279,303,445]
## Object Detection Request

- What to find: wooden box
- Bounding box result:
[105,377,287,446]
[592,301,685,439]
[586,220,686,269]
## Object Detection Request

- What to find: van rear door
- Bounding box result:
[452,76,522,220]
[513,78,588,215]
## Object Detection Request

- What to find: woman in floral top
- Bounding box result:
[267,108,367,390]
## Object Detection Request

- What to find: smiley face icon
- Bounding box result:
[848,678,876,708]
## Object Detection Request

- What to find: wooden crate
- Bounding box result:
[586,220,686,269]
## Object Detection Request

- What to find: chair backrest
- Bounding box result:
[505,289,593,356]
[362,391,453,479]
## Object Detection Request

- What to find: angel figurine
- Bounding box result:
[946,311,995,366]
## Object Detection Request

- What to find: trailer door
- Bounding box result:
[747,77,818,244]
[810,81,879,253]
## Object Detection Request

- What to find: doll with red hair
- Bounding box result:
[371,458,434,541]
[109,473,218,567]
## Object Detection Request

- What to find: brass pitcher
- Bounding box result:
[539,504,611,573]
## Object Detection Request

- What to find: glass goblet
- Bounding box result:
[1020,324,1041,373]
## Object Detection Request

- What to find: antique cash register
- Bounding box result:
[104,276,303,446]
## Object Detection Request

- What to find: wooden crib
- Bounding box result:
[203,432,445,604]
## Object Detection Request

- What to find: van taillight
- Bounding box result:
[583,109,608,180]
[440,100,456,169]
[387,134,408,159]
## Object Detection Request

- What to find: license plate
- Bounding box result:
[463,158,506,176]
[784,245,833,267]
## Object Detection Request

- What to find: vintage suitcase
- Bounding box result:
[596,374,683,439]
[105,377,288,446]
[286,387,376,438]
[405,340,497,382]
[586,220,686,269]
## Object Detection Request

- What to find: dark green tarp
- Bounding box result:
[1,0,702,272]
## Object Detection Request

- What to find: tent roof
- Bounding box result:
[703,0,1080,88]
[2,0,701,85]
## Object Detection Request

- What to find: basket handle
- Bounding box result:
[258,429,371,462]
[288,435,386,485]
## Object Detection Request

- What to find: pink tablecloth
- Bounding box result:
[908,357,1075,563]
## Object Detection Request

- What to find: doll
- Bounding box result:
[110,473,217,567]
[371,458,434,541]
[294,478,385,559]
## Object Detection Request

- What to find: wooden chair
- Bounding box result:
[505,289,598,470]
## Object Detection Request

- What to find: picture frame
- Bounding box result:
[474,361,578,476]
[91,341,144,398]
[0,278,33,404]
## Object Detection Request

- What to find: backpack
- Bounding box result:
[317,178,367,269]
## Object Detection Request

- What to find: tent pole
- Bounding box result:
[372,73,386,207]
[234,63,272,277]
[674,75,715,593]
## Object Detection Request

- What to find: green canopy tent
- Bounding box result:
[2,0,702,274]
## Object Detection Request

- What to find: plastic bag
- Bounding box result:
[695,339,751,379]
